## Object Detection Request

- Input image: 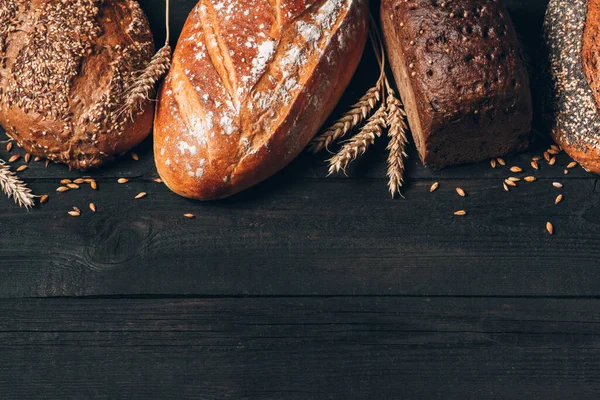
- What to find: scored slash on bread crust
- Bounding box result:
[0,0,155,170]
[380,0,532,169]
[154,0,369,200]
[542,0,600,174]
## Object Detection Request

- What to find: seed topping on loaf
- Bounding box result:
[0,0,155,169]
[543,0,600,152]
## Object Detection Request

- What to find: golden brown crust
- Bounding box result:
[154,0,369,200]
[0,0,155,170]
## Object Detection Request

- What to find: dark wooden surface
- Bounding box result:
[2,0,599,398]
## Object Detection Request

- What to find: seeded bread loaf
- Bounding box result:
[0,0,155,170]
[380,0,533,168]
[154,0,369,200]
[542,0,600,174]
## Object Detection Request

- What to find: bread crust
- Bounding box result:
[154,0,368,200]
[0,0,155,170]
[380,0,532,168]
[543,0,600,174]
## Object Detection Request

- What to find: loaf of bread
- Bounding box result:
[154,0,368,200]
[542,0,600,174]
[380,0,533,168]
[0,0,155,170]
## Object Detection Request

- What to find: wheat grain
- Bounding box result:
[89,203,96,212]
[430,182,439,192]
[40,194,49,204]
[118,178,129,184]
[531,160,539,170]
[91,181,98,190]
[56,187,69,192]
[546,222,554,235]
[524,176,536,182]
[135,192,147,199]
[8,154,20,163]
[131,152,139,161]
[549,156,556,166]
[454,210,467,216]
[490,159,497,168]
[456,187,466,197]
[6,142,12,152]
[497,157,506,166]
[555,194,563,205]
[0,160,35,209]
[184,213,195,219]
[16,165,27,172]
[153,178,163,183]
[24,153,31,163]
[510,166,522,173]
[68,211,80,217]
[567,161,577,169]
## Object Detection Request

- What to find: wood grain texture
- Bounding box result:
[2,1,600,398]
[2,297,600,399]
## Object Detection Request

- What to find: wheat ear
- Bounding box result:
[120,0,172,119]
[309,85,382,154]
[309,22,387,154]
[385,79,409,198]
[0,160,35,209]
[327,106,387,175]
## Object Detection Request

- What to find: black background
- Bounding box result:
[2,0,599,398]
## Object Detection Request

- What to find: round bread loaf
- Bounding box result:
[0,0,155,170]
[543,0,600,174]
[154,0,369,200]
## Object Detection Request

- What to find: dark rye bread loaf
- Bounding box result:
[0,0,155,170]
[380,0,533,168]
[542,0,600,174]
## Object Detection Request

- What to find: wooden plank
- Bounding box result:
[0,174,598,298]
[1,296,599,399]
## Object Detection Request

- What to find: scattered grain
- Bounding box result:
[24,153,31,163]
[524,176,537,182]
[531,160,539,170]
[549,156,556,166]
[8,154,20,163]
[507,177,520,182]
[546,222,554,235]
[34,157,41,162]
[135,192,147,199]
[68,211,81,217]
[90,180,98,190]
[131,152,139,161]
[455,187,466,197]
[532,156,542,161]
[555,194,563,205]
[184,213,195,219]
[73,206,81,213]
[40,194,49,204]
[454,210,467,216]
[6,142,12,152]
[56,186,69,192]
[74,178,85,184]
[544,151,550,161]
[153,178,163,184]
[89,203,96,212]
[503,182,509,192]
[430,182,439,192]
[67,183,79,190]
[118,178,129,184]
[490,159,497,168]
[509,166,522,173]
[496,157,506,166]
[567,161,578,169]
[504,179,516,187]
[16,165,27,172]
[552,182,563,188]
[45,160,50,168]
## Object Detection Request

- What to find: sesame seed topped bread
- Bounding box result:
[380,0,533,168]
[542,0,600,174]
[0,0,155,170]
[153,0,369,200]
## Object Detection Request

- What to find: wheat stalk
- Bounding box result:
[119,0,172,119]
[385,78,409,198]
[0,159,35,209]
[309,22,387,154]
[328,106,387,175]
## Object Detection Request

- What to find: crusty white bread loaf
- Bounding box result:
[0,0,155,170]
[543,0,600,174]
[154,0,368,200]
